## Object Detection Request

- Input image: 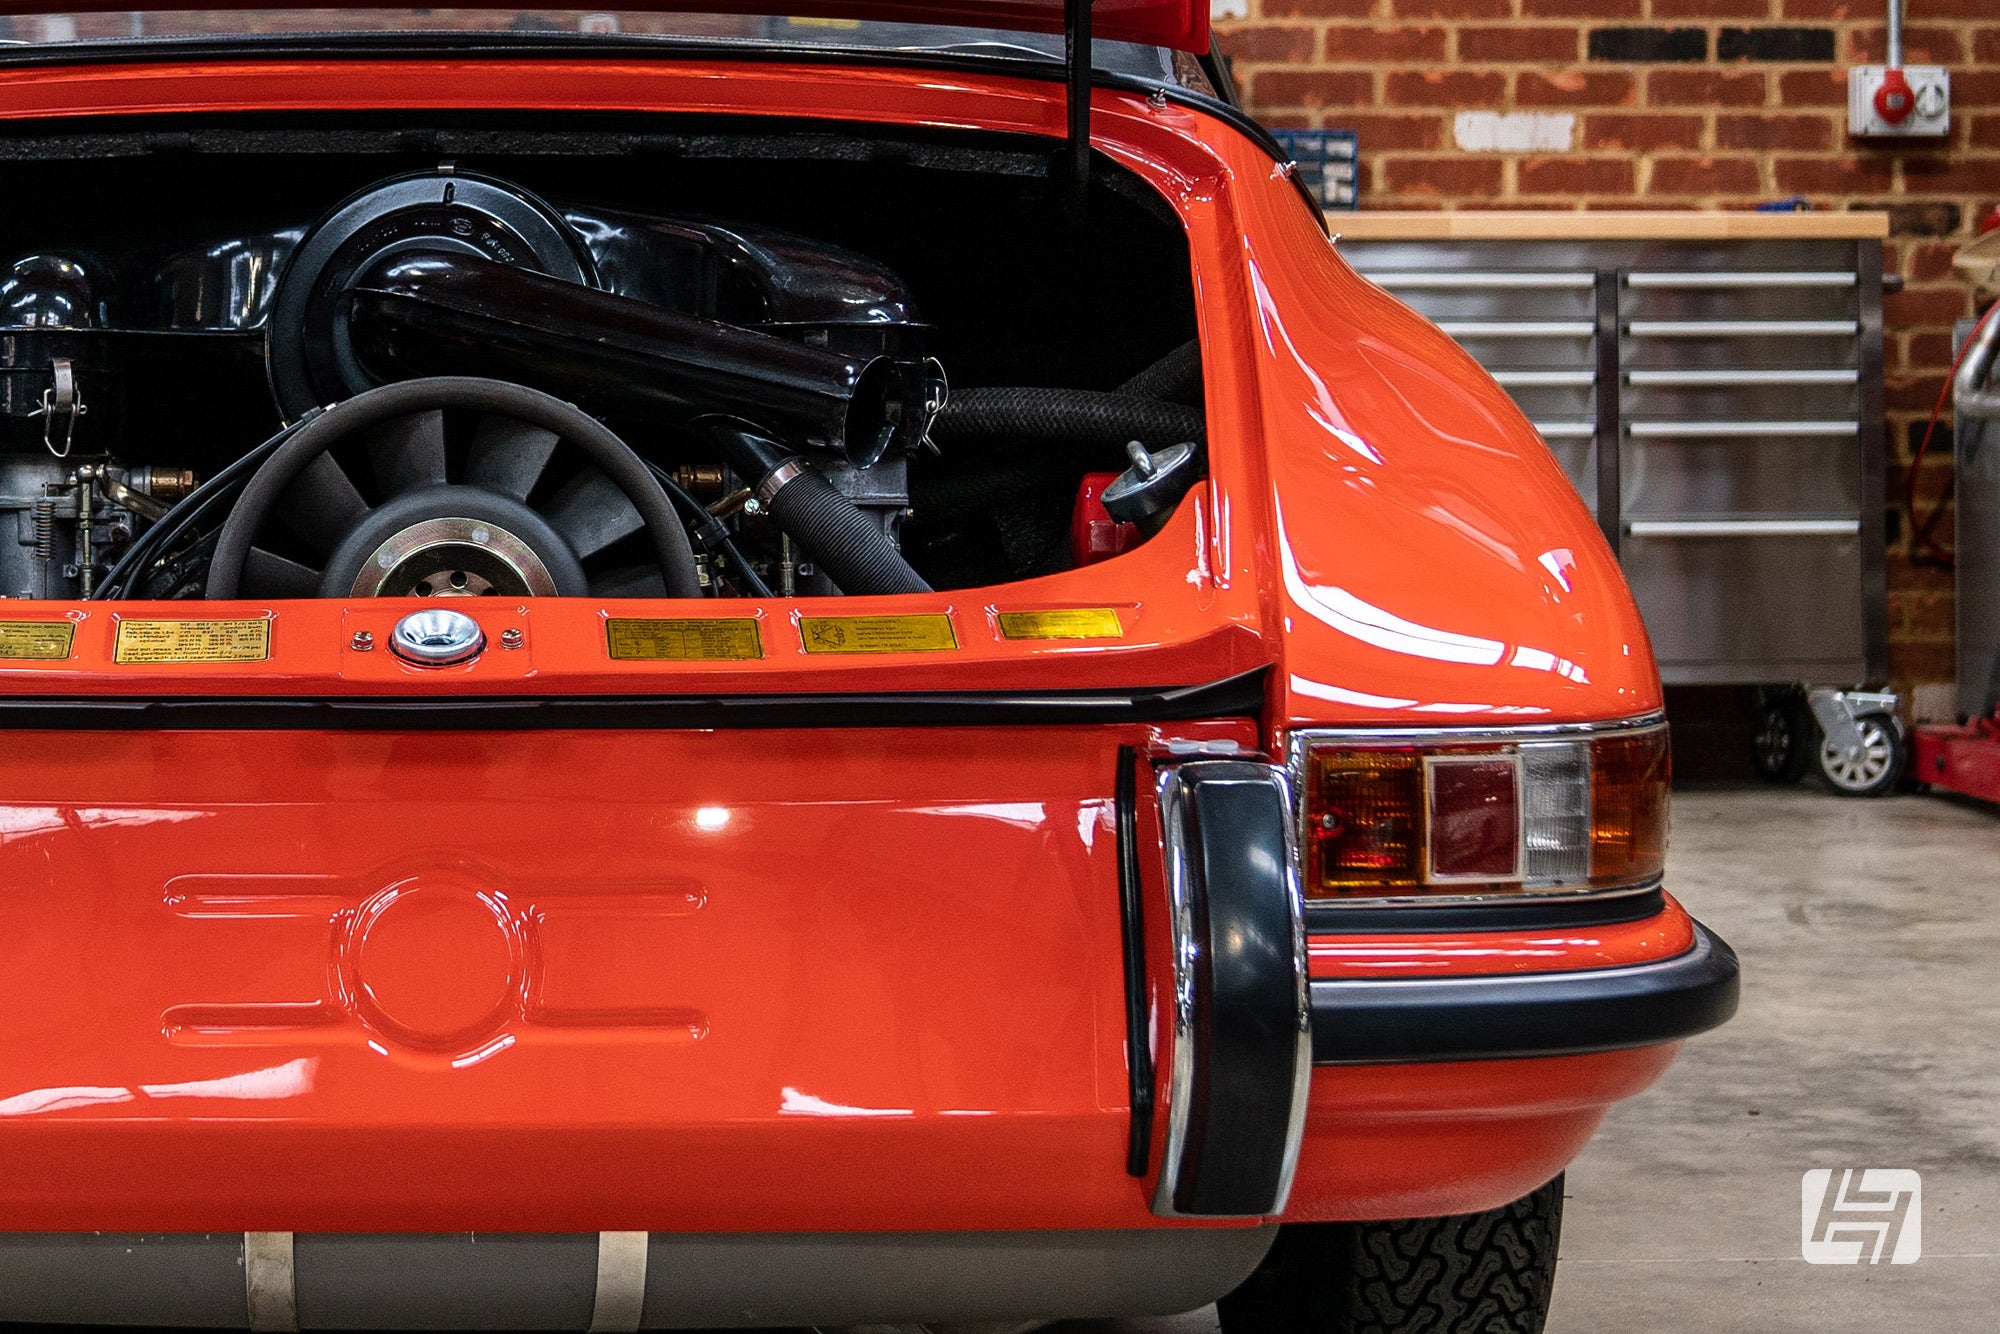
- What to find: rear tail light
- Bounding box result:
[1295,722,1668,902]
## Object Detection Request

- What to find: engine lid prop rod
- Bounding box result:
[1064,0,1093,208]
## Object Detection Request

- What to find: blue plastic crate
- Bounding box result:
[1267,129,1358,211]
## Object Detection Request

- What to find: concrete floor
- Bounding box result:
[1072,786,2000,1334]
[1545,787,2000,1332]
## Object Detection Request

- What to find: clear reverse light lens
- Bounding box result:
[1521,741,1591,887]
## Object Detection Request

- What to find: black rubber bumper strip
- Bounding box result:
[1309,920,1739,1065]
[0,668,1266,731]
[1114,746,1154,1179]
[1304,884,1665,935]
[1156,760,1309,1218]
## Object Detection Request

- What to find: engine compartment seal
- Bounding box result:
[0,668,1269,731]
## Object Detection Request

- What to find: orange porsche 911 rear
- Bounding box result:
[0,2,1735,1329]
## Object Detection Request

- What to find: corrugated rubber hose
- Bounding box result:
[698,418,931,596]
[1117,339,1204,405]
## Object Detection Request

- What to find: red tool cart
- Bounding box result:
[1912,229,2000,803]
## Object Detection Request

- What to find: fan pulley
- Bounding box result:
[205,377,702,601]
[326,495,577,599]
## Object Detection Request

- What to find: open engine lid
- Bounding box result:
[0,1,1211,53]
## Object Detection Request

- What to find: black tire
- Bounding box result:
[1217,1175,1563,1334]
[1815,711,1907,797]
[1752,694,1815,784]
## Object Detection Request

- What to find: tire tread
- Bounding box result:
[1219,1176,1563,1334]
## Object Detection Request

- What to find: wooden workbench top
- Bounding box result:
[1325,211,1890,241]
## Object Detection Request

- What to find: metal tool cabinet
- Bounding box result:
[1332,213,1889,689]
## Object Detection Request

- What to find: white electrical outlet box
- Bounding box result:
[1848,65,1950,137]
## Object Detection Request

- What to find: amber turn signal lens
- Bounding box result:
[1589,728,1670,888]
[1304,748,1423,893]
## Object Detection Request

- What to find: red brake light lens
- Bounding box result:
[1426,755,1522,882]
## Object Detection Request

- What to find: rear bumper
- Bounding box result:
[1280,917,1738,1221]
[1137,761,1738,1225]
[1309,920,1739,1065]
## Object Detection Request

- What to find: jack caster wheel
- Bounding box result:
[1817,712,1906,798]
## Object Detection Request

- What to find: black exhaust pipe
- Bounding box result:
[346,253,911,466]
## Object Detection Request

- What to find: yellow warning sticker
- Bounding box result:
[114,618,270,665]
[0,620,74,660]
[997,608,1125,641]
[606,617,763,662]
[798,614,958,655]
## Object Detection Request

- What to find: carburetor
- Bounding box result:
[3,343,194,600]
[2,456,192,600]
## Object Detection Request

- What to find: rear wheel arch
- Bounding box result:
[1217,1174,1564,1334]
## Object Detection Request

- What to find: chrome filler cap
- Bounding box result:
[390,608,485,667]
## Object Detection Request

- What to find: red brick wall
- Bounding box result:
[1218,0,2000,697]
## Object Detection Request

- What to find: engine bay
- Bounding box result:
[0,123,1205,603]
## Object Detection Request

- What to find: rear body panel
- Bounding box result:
[0,722,1251,1231]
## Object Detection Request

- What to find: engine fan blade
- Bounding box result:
[366,408,448,496]
[465,415,561,501]
[276,453,370,554]
[590,566,670,598]
[543,467,645,560]
[242,547,324,599]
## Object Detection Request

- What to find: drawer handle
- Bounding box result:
[1494,370,1597,387]
[1626,519,1860,538]
[1627,420,1858,438]
[1438,320,1596,338]
[1626,271,1855,289]
[1532,422,1596,439]
[1626,369,1857,387]
[1363,271,1596,290]
[1627,320,1858,337]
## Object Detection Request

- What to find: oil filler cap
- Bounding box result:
[390,608,485,667]
[1102,438,1201,536]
